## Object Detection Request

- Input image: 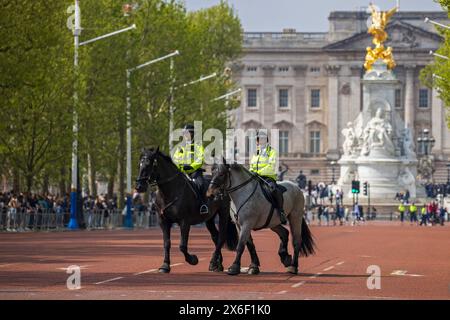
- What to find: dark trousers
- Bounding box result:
[189,170,206,204]
[262,177,284,214]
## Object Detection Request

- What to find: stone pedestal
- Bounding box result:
[337,61,426,203]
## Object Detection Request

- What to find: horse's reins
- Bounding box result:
[139,154,197,214]
[213,165,280,227]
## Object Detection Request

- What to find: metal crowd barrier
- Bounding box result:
[0,208,158,232]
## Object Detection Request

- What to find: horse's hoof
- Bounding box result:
[227,264,241,275]
[159,264,171,273]
[282,255,292,268]
[248,266,260,275]
[209,262,217,272]
[187,255,199,266]
[215,264,224,272]
[287,266,298,275]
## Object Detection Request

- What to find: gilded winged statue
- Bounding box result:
[364,3,398,71]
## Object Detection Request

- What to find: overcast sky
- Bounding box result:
[184,0,444,32]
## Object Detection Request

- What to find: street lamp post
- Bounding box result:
[425,17,450,30]
[417,128,436,182]
[168,72,219,150]
[125,50,180,228]
[68,0,136,229]
[330,161,337,185]
[446,163,450,185]
[417,128,435,157]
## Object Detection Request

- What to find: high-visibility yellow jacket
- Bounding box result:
[398,204,405,213]
[172,143,204,174]
[421,207,427,215]
[409,204,417,213]
[250,145,277,180]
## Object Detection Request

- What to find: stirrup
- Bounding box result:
[200,204,209,215]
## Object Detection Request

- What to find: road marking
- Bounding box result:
[57,265,90,271]
[95,277,123,285]
[292,281,306,288]
[276,290,287,295]
[170,263,184,267]
[134,269,158,276]
[309,272,322,279]
[336,261,345,266]
[323,266,334,271]
[391,270,424,277]
[0,263,17,268]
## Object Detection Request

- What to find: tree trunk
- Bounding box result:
[59,166,66,197]
[118,120,126,209]
[25,174,33,194]
[88,153,97,197]
[42,172,49,195]
[107,173,115,199]
[12,168,20,194]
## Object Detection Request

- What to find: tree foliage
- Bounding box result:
[0,0,242,200]
[420,0,450,118]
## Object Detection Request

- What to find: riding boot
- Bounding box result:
[191,171,209,215]
[273,188,287,225]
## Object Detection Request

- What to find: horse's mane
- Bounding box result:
[145,147,189,175]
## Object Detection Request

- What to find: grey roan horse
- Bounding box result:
[135,148,238,273]
[207,160,315,275]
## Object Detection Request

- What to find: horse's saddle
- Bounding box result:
[259,180,287,206]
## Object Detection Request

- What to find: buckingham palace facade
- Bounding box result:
[229,10,449,183]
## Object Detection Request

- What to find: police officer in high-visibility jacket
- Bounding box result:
[172,124,208,215]
[250,130,287,225]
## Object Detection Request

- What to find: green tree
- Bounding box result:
[420,0,450,118]
[0,0,73,193]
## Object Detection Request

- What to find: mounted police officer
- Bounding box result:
[172,124,209,215]
[249,130,287,225]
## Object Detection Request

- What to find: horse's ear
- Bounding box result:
[156,146,160,153]
[222,157,227,165]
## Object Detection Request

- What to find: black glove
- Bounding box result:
[183,165,193,171]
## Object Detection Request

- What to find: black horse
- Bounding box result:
[135,147,238,273]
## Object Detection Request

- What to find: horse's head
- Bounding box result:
[207,158,230,199]
[135,147,160,193]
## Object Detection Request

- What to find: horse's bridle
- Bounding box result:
[137,153,182,188]
[211,165,262,219]
[211,165,256,194]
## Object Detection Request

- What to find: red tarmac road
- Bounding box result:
[0,222,449,300]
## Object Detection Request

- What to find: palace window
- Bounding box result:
[310,131,321,154]
[419,89,429,108]
[311,89,321,108]
[279,88,289,108]
[247,88,258,108]
[279,131,289,156]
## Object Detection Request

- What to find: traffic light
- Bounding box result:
[363,182,368,196]
[351,180,360,194]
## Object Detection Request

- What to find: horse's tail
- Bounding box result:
[226,215,238,251]
[300,218,316,257]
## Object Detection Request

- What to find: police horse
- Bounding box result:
[135,148,238,273]
[207,159,315,275]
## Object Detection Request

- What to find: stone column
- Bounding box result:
[431,87,442,154]
[404,65,416,134]
[262,65,275,127]
[293,65,308,154]
[325,64,341,159]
